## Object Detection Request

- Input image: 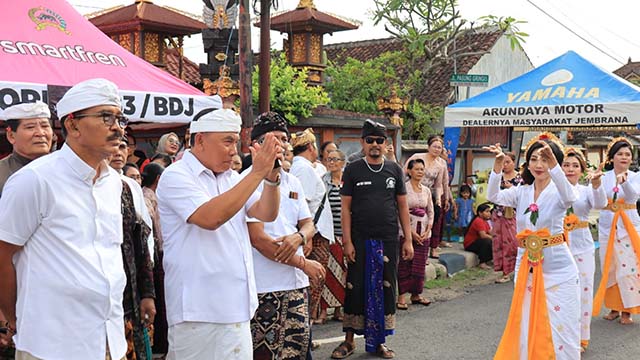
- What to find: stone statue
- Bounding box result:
[203,0,239,29]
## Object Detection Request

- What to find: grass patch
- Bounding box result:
[424,267,491,289]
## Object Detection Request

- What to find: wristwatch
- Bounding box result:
[264,175,281,187]
[296,231,307,245]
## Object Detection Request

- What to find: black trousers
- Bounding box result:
[465,238,493,264]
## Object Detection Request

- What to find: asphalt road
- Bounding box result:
[310,251,640,359]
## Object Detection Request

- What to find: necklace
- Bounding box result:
[365,159,385,173]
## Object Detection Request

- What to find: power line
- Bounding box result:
[525,0,625,66]
[68,4,106,10]
[534,0,626,61]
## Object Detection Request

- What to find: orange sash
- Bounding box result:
[593,198,640,316]
[494,229,556,360]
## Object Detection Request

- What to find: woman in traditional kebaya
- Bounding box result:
[397,158,434,309]
[594,137,640,326]
[404,136,450,259]
[491,152,524,283]
[561,147,606,353]
[486,132,580,360]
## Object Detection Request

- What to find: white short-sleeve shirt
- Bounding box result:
[246,168,311,293]
[157,150,260,326]
[0,144,127,360]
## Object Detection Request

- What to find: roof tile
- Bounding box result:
[324,29,503,106]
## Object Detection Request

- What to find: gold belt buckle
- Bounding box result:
[525,234,544,266]
[610,203,620,212]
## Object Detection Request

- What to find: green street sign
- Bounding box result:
[449,74,489,87]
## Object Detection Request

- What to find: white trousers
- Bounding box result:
[167,321,252,360]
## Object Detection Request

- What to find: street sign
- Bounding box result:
[449,74,489,87]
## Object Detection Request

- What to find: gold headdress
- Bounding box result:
[605,137,632,163]
[290,128,316,148]
[524,131,564,155]
[564,146,587,170]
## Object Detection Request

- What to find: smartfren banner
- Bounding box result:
[0,1,222,123]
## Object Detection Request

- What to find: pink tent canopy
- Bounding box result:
[0,0,221,122]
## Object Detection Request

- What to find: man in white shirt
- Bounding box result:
[110,137,156,261]
[289,128,335,322]
[0,78,129,360]
[245,112,326,359]
[156,108,283,360]
[0,101,53,352]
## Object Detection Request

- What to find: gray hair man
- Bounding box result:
[0,78,130,360]
[0,101,53,196]
[157,108,284,359]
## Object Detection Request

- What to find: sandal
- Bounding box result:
[495,275,511,284]
[331,314,344,322]
[377,344,395,359]
[603,310,620,321]
[331,341,355,359]
[313,318,327,325]
[410,297,431,306]
[396,302,408,310]
[620,313,634,325]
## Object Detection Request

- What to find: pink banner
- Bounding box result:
[0,0,222,122]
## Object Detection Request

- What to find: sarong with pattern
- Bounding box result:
[308,234,330,318]
[251,288,310,360]
[321,235,347,308]
[343,236,397,353]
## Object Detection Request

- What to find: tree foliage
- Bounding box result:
[252,53,329,124]
[324,52,403,114]
[325,52,439,140]
[368,0,528,137]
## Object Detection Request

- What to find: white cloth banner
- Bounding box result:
[0,81,222,123]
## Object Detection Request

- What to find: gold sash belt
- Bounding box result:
[605,202,635,212]
[517,231,565,266]
[565,220,589,232]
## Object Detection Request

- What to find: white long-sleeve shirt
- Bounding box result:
[290,156,335,244]
[488,164,578,287]
[567,183,607,256]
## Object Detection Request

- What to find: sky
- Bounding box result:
[71,0,640,72]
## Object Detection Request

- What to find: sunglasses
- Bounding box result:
[327,157,344,162]
[365,137,386,145]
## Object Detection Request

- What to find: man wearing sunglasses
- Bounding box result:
[0,78,129,360]
[331,120,413,359]
[346,120,398,164]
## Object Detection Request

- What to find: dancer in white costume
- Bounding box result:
[560,147,606,353]
[487,132,580,360]
[594,137,640,326]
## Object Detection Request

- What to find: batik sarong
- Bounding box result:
[321,235,347,308]
[308,235,330,318]
[251,288,311,360]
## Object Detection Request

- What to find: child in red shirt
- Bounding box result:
[464,203,493,270]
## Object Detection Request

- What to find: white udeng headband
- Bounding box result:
[189,109,241,133]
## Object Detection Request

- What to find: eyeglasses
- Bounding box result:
[74,112,129,128]
[365,137,386,145]
[327,157,344,162]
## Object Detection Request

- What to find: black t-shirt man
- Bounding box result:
[340,158,406,241]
